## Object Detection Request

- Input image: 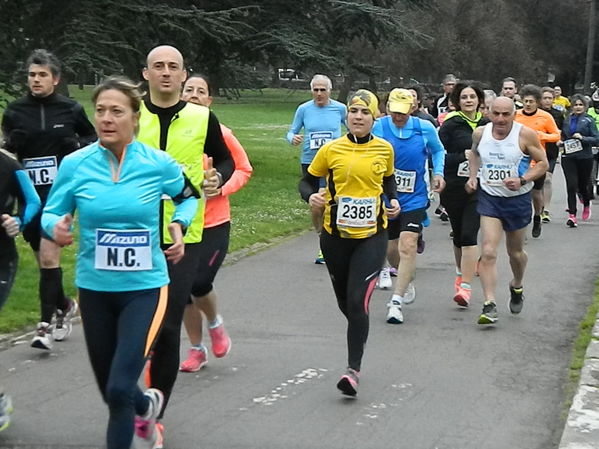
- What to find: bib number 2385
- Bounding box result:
[336,196,376,228]
[95,229,152,271]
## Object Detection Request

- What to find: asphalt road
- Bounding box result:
[1,168,598,449]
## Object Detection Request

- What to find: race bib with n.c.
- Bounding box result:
[95,229,152,271]
[309,131,333,150]
[564,139,583,154]
[336,196,377,228]
[394,169,416,193]
[22,156,58,186]
[482,163,517,187]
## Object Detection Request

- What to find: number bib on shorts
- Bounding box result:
[394,169,416,193]
[336,196,377,228]
[309,131,333,150]
[457,161,470,177]
[564,139,583,154]
[482,163,517,186]
[22,156,58,186]
[95,229,152,271]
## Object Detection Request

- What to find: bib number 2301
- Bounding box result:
[336,196,376,228]
[483,164,516,187]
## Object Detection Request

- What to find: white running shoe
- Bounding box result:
[0,394,13,432]
[386,300,404,324]
[377,267,392,289]
[31,322,53,350]
[402,282,416,305]
[53,298,79,341]
[134,388,164,448]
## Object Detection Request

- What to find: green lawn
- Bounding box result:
[1,87,315,333]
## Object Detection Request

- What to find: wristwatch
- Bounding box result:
[519,176,527,186]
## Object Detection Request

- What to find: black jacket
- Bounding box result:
[1,92,96,200]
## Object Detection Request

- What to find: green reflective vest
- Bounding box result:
[138,101,209,244]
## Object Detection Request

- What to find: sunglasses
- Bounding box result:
[313,88,327,92]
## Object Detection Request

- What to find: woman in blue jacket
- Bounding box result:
[560,94,599,227]
[42,76,198,449]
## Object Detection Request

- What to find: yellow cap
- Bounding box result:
[388,88,414,114]
[348,89,379,117]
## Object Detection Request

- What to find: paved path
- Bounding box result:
[1,168,598,449]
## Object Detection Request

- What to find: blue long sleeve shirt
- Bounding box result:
[42,140,198,292]
[286,99,347,164]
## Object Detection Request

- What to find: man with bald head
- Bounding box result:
[135,44,234,447]
[466,97,547,325]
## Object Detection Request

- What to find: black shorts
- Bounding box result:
[189,222,231,298]
[387,208,427,240]
[22,210,43,252]
[533,174,546,190]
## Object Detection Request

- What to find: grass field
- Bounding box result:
[0,87,316,333]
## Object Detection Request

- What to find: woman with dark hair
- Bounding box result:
[559,93,599,227]
[41,76,198,449]
[439,81,488,307]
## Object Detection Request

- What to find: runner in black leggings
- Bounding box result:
[299,89,399,396]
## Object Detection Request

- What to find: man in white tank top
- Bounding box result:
[465,97,548,325]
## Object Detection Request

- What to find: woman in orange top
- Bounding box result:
[179,74,253,372]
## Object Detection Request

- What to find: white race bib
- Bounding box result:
[564,139,583,154]
[457,161,470,177]
[336,196,377,228]
[394,169,416,193]
[22,156,58,186]
[309,131,333,150]
[95,229,152,271]
[482,163,517,187]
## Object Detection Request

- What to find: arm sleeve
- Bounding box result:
[204,112,234,183]
[219,127,253,197]
[383,175,397,201]
[41,158,77,240]
[72,103,97,147]
[299,172,320,202]
[162,156,199,228]
[14,170,41,230]
[422,121,445,176]
[286,105,304,143]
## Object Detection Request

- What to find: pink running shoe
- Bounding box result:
[134,389,164,447]
[453,286,472,308]
[454,276,462,293]
[209,317,231,358]
[155,422,164,449]
[582,204,592,221]
[567,214,578,228]
[337,368,360,396]
[179,347,208,372]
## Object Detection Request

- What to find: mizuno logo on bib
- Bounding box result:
[309,131,333,150]
[23,156,58,186]
[95,229,152,271]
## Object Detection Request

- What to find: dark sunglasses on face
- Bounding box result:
[313,88,327,92]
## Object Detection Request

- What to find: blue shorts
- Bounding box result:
[477,189,532,232]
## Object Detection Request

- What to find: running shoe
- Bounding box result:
[509,285,525,314]
[454,276,462,293]
[389,267,398,277]
[179,347,208,372]
[336,368,360,397]
[417,234,425,254]
[52,297,79,341]
[566,214,578,228]
[134,389,164,448]
[541,210,551,223]
[582,204,592,221]
[386,299,404,324]
[376,267,392,289]
[402,283,416,305]
[31,322,53,350]
[478,302,498,325]
[434,206,443,216]
[531,215,542,238]
[439,210,449,222]
[0,394,13,432]
[453,286,471,307]
[155,422,164,449]
[208,318,231,358]
[314,250,325,265]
